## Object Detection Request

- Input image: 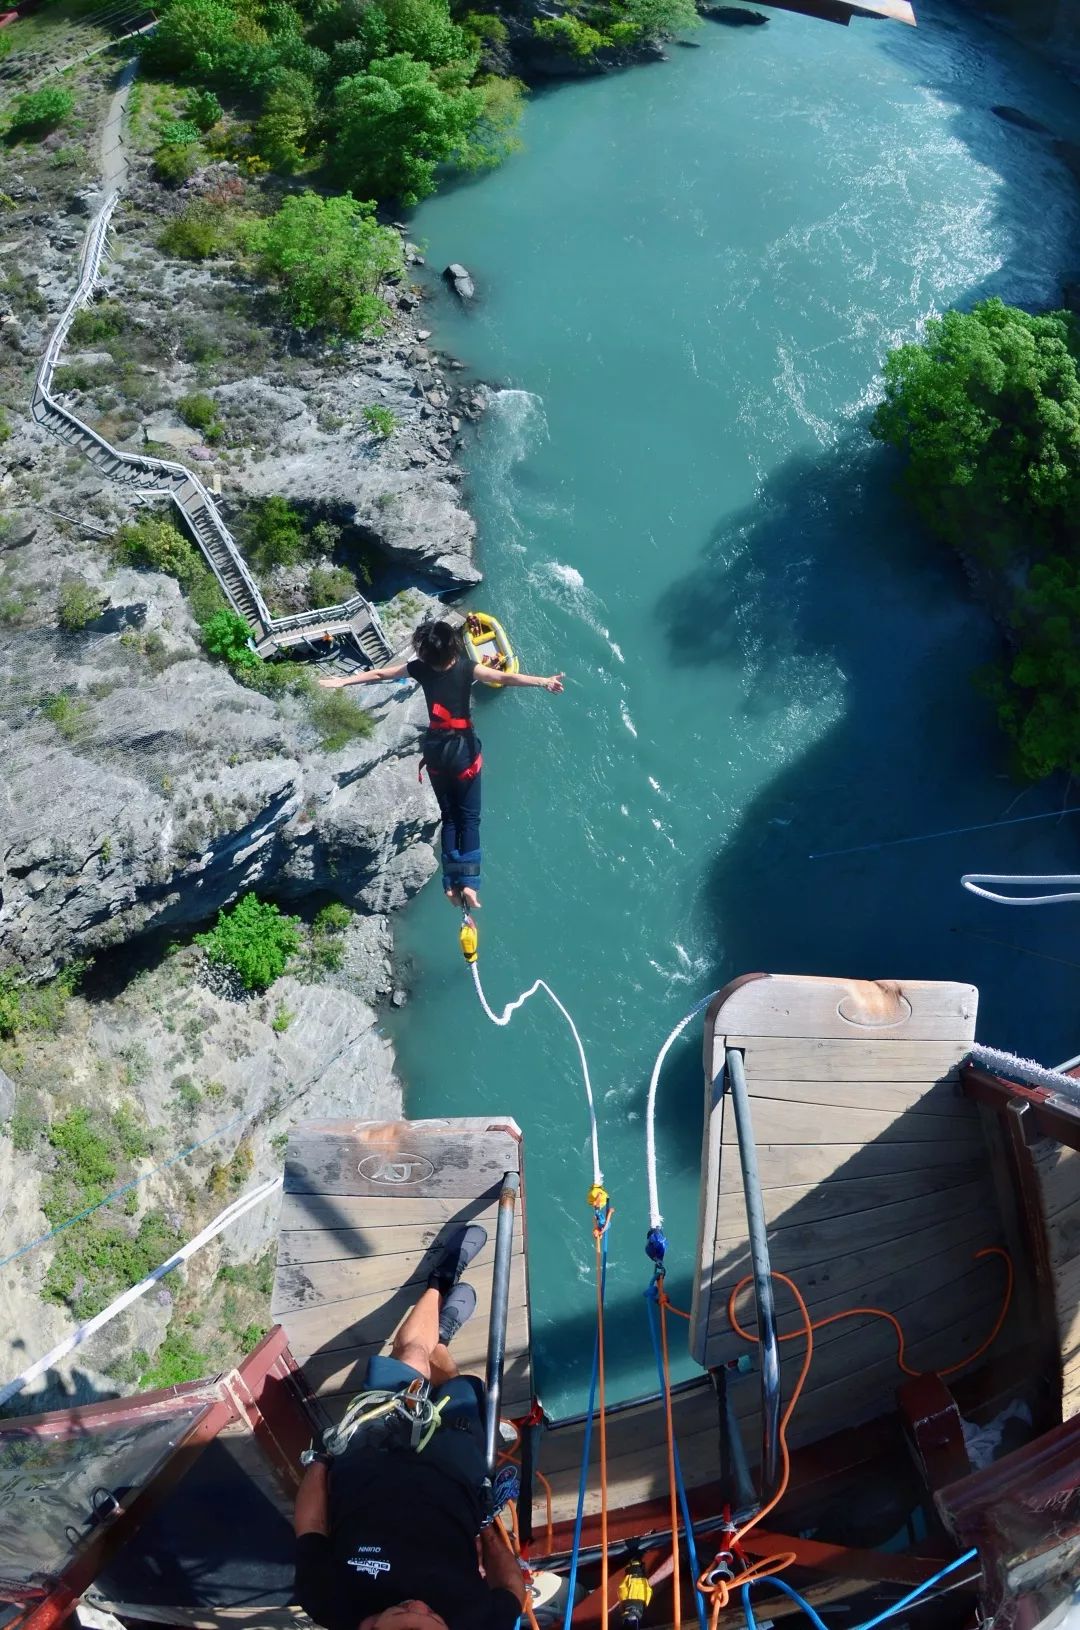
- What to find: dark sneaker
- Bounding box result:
[481,1463,521,1528]
[438,1283,476,1346]
[427,1224,488,1296]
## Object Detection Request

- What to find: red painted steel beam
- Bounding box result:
[961,1065,1080,1152]
[0,1382,221,1442]
[738,1529,947,1586]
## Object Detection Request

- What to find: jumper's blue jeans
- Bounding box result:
[428,763,482,894]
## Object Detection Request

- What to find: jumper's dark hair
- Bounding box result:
[413,619,463,666]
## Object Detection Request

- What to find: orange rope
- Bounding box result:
[594,1214,612,1630]
[496,1418,554,1556]
[657,1281,683,1629]
[725,1248,1014,1381]
[495,1506,542,1630]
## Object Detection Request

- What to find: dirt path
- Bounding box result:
[100,57,136,195]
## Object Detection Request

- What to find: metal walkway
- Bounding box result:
[33,189,393,667]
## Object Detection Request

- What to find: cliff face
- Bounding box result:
[953,0,1080,81]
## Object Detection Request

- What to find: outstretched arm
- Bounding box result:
[294,1461,330,1537]
[474,667,564,693]
[319,662,409,690]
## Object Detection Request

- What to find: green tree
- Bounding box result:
[253,69,318,171]
[330,54,484,204]
[7,86,74,137]
[196,893,302,991]
[257,190,403,332]
[183,88,224,130]
[870,298,1080,565]
[201,607,259,668]
[112,516,203,589]
[990,558,1080,780]
[142,0,272,86]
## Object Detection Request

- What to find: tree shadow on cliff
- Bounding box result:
[657,431,1080,1062]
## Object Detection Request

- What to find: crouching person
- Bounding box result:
[293,1227,526,1630]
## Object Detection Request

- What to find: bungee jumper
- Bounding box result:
[320,619,563,911]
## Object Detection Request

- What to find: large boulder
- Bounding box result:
[443,264,476,302]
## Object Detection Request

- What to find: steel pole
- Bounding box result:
[484,1170,520,1479]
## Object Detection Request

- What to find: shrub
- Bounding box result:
[249,495,306,569]
[309,688,374,751]
[140,1329,211,1388]
[870,298,1080,566]
[271,1002,293,1032]
[0,971,21,1038]
[314,901,352,933]
[0,406,9,443]
[363,404,396,438]
[201,607,259,668]
[252,69,318,172]
[154,140,202,185]
[43,1209,180,1320]
[987,558,1080,780]
[7,86,74,137]
[41,692,88,741]
[462,12,509,47]
[177,391,221,436]
[183,88,224,131]
[57,578,104,632]
[533,16,607,56]
[159,118,202,147]
[257,191,402,334]
[112,515,203,589]
[160,203,228,260]
[68,302,126,347]
[196,893,302,991]
[309,565,355,605]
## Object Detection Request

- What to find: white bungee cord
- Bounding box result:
[961,873,1080,905]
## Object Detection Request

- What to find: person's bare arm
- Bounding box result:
[473,667,564,693]
[479,1525,527,1607]
[294,1461,331,1536]
[319,662,409,690]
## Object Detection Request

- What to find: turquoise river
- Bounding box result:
[388,0,1080,1416]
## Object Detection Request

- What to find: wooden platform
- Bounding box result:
[271,1118,534,1425]
[1031,1136,1080,1421]
[688,975,1011,1455]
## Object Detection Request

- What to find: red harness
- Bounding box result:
[430,702,470,731]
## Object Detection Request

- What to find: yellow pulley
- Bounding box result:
[587,1183,609,1212]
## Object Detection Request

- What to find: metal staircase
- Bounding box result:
[33,191,393,667]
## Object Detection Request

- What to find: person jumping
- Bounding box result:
[319,619,563,911]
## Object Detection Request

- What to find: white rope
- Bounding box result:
[969,1043,1080,1100]
[470,961,602,1188]
[645,991,719,1230]
[0,1175,283,1410]
[961,873,1080,905]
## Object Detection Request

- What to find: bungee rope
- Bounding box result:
[961,872,1080,905]
[645,990,720,1232]
[461,911,603,1189]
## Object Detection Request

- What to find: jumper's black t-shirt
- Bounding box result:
[293,1450,519,1630]
[407,654,479,777]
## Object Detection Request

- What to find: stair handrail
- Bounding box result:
[36,189,393,662]
[724,1046,782,1503]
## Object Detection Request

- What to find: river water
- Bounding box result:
[388,1,1080,1416]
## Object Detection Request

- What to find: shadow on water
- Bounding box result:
[658,428,1080,1060]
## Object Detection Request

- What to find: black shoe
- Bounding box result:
[439,1283,476,1346]
[427,1224,487,1297]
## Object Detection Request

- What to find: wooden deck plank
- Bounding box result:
[282,1254,531,1357]
[704,1210,998,1342]
[717,1138,985,1193]
[277,1190,504,1235]
[720,1097,983,1148]
[273,1117,534,1417]
[721,1037,968,1081]
[713,1182,988,1265]
[738,1077,969,1119]
[283,1119,521,1198]
[713,1164,985,1232]
[277,1204,503,1267]
[706,976,977,1047]
[275,1232,523,1313]
[1030,1134,1080,1414]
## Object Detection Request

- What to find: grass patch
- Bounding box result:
[57,577,104,632]
[309,688,374,752]
[41,691,89,741]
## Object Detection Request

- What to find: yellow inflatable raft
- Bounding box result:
[463,611,519,685]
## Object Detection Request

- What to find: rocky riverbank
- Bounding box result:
[0,46,492,1406]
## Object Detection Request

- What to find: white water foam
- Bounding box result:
[529,558,625,666]
[620,701,638,738]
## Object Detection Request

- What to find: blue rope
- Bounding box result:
[645,1282,708,1630]
[0,1106,251,1272]
[562,1220,608,1630]
[809,805,1080,861]
[740,1548,980,1630]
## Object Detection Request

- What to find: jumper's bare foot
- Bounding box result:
[445,887,461,906]
[461,887,481,912]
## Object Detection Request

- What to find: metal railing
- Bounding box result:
[33,188,393,663]
[483,1171,520,1482]
[724,1047,782,1503]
